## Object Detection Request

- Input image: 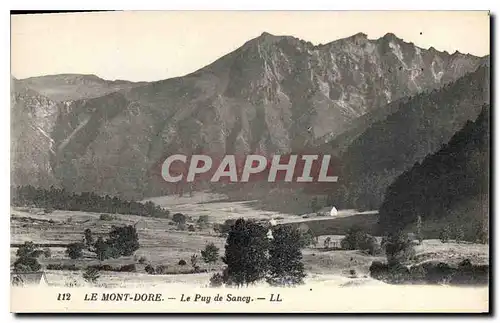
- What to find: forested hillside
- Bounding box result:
[378,106,489,241]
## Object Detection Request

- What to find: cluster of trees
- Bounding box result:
[65,225,140,261]
[210,219,306,287]
[13,242,51,272]
[340,226,381,255]
[11,185,170,218]
[378,106,489,242]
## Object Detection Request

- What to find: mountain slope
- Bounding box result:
[11,32,486,199]
[11,79,60,187]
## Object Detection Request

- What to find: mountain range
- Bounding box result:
[11,32,489,203]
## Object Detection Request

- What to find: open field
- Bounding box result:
[10,191,489,288]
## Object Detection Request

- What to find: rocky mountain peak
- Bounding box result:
[11,32,487,199]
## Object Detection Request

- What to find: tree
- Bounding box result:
[384,231,415,266]
[209,273,224,287]
[476,219,488,244]
[13,241,43,272]
[16,241,42,258]
[310,197,321,213]
[94,237,111,261]
[222,218,269,287]
[155,265,167,274]
[42,247,52,258]
[84,229,94,250]
[299,229,317,248]
[267,226,306,286]
[191,254,199,271]
[439,226,451,243]
[14,257,41,272]
[82,267,100,284]
[65,243,84,259]
[324,237,332,249]
[201,243,220,264]
[145,264,155,274]
[107,225,140,257]
[172,213,187,225]
[453,225,465,243]
[341,226,367,250]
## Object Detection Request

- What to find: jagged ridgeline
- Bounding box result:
[337,63,489,210]
[378,105,489,240]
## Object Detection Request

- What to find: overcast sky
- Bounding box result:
[11,11,490,82]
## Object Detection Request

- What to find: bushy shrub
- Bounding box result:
[209,273,224,288]
[197,215,209,228]
[14,241,43,272]
[14,258,41,272]
[439,226,451,243]
[46,263,63,270]
[369,261,389,280]
[188,224,196,232]
[83,267,100,284]
[138,256,147,264]
[178,259,187,266]
[387,263,411,284]
[201,243,220,264]
[341,226,381,255]
[118,264,136,272]
[299,229,317,248]
[421,262,454,284]
[107,225,140,257]
[65,279,81,288]
[384,232,415,265]
[65,243,84,259]
[46,263,78,271]
[155,265,167,275]
[172,213,186,225]
[145,264,155,274]
[89,264,114,271]
[42,247,51,258]
[99,213,115,221]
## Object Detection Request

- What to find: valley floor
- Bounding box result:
[10,192,489,288]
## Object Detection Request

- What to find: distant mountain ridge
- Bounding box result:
[11,32,487,199]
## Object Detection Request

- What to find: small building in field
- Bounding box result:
[316,206,339,216]
[11,271,49,287]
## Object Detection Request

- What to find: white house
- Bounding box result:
[317,206,339,216]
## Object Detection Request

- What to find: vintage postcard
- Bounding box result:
[10,11,490,313]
